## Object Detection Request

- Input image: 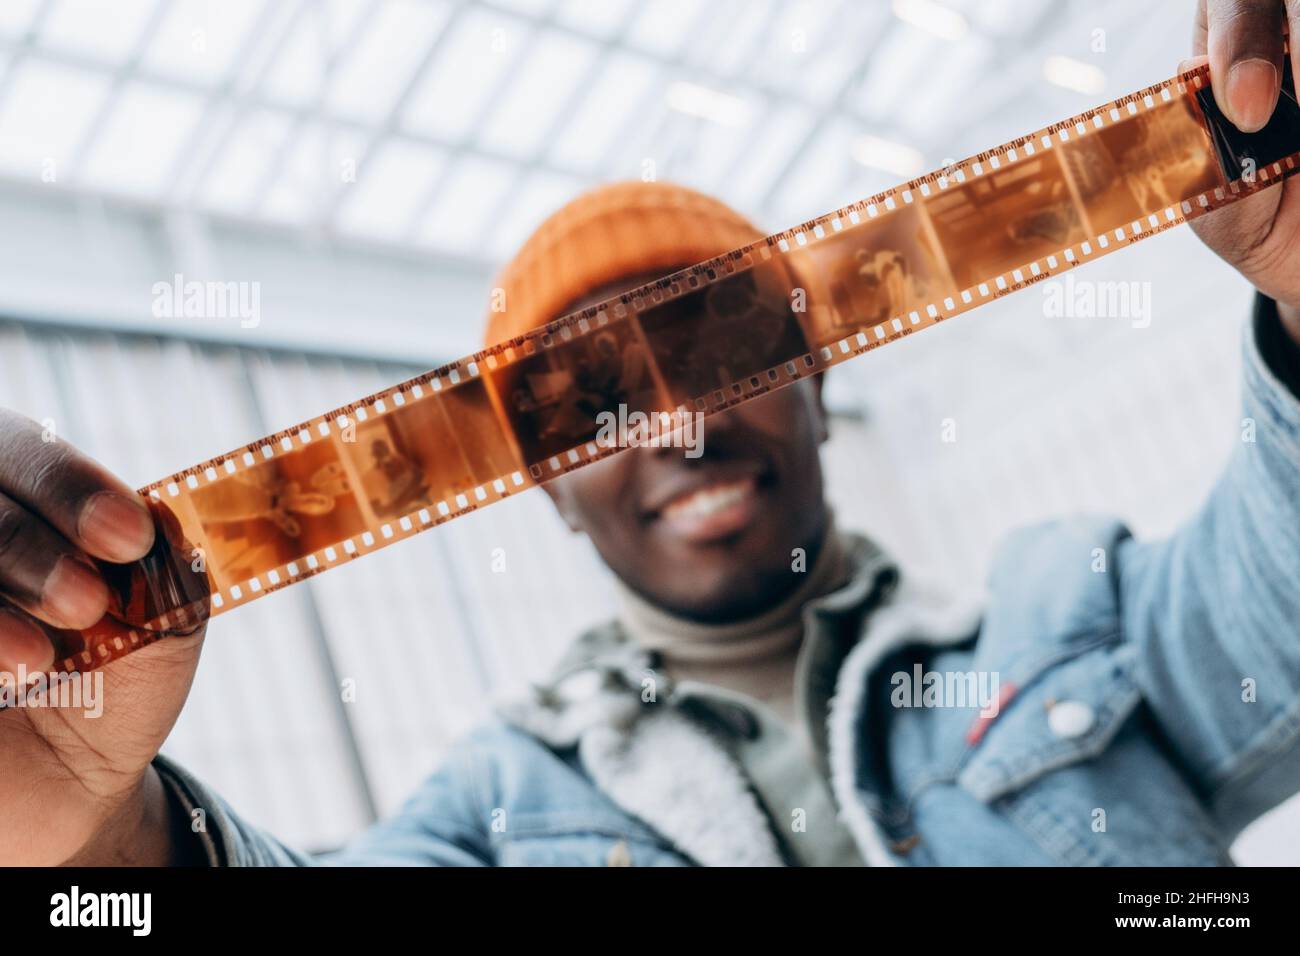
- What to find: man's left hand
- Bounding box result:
[1188,0,1300,341]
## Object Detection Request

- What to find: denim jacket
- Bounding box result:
[156,296,1300,866]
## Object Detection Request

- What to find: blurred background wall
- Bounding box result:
[0,0,1296,862]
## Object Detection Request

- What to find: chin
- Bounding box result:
[655,566,782,623]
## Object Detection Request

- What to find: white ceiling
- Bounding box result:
[0,0,1194,274]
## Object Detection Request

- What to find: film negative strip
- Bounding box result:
[47,58,1300,676]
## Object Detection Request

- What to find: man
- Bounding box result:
[2,0,1300,866]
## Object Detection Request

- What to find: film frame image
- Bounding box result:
[485,315,669,467]
[1057,95,1227,238]
[340,378,523,521]
[635,262,812,406]
[189,438,366,590]
[791,201,956,350]
[923,147,1089,290]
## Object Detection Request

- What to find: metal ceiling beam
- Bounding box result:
[473,0,846,121]
[166,0,309,206]
[0,0,57,108]
[595,0,774,186]
[921,0,1128,165]
[0,28,583,209]
[64,0,171,181]
[0,168,496,273]
[319,0,474,226]
[396,0,565,246]
[244,0,386,217]
[755,3,915,217]
[467,0,646,252]
[689,0,797,196]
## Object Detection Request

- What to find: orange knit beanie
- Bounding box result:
[483,180,766,347]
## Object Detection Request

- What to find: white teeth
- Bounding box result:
[663,480,751,520]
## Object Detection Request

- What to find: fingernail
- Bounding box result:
[42,557,109,631]
[79,491,155,563]
[1226,58,1278,133]
[0,609,53,672]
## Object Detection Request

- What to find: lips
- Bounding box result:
[654,475,762,544]
[662,478,753,520]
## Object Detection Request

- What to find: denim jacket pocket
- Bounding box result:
[952,640,1233,864]
[957,639,1142,802]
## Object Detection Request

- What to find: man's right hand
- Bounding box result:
[0,409,206,865]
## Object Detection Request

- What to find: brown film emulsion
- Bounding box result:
[48,64,1300,676]
[486,314,668,470]
[182,378,526,594]
[1057,95,1226,237]
[344,379,518,520]
[924,149,1088,292]
[635,257,813,409]
[190,438,364,592]
[792,200,955,352]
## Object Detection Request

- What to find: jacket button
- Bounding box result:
[1047,700,1095,739]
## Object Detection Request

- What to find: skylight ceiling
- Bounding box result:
[0,0,1186,268]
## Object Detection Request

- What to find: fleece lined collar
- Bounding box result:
[496,533,982,865]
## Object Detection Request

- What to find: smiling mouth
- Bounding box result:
[663,478,753,519]
[656,475,763,543]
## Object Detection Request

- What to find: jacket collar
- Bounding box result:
[825,574,984,864]
[495,533,982,866]
[540,532,897,696]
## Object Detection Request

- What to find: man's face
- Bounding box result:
[541,272,831,623]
